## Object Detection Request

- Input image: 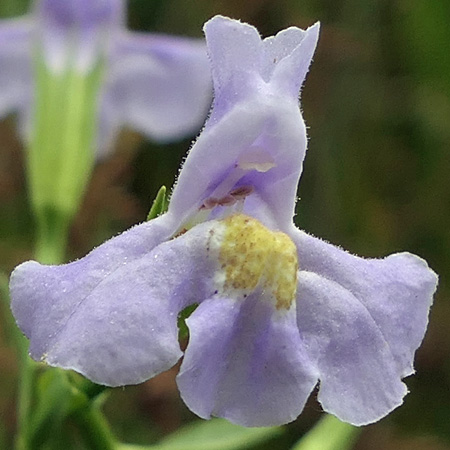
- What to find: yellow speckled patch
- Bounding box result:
[218,214,298,309]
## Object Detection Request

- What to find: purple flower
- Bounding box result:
[0,0,212,155]
[10,16,438,427]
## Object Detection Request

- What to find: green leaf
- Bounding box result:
[153,418,282,450]
[146,186,169,221]
[0,0,29,17]
[290,415,360,450]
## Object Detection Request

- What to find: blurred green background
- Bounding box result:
[0,0,449,449]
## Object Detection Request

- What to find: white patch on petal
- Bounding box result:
[237,146,276,172]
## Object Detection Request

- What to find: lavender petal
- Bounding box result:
[0,18,32,118]
[10,215,217,386]
[177,296,318,427]
[98,32,212,150]
[293,229,437,424]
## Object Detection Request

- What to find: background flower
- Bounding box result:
[0,0,212,156]
[0,0,213,265]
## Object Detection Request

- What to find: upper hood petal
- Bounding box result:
[169,16,319,231]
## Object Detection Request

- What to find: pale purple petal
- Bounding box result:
[0,18,32,118]
[177,297,318,427]
[204,16,319,121]
[10,214,218,386]
[203,16,262,119]
[297,271,409,425]
[292,229,437,379]
[168,17,318,231]
[169,98,307,231]
[37,0,124,29]
[261,27,312,80]
[269,23,320,97]
[95,81,120,157]
[97,32,212,151]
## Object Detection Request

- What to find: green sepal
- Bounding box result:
[146,186,169,221]
[177,303,198,341]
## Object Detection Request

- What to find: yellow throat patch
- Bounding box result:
[216,214,298,310]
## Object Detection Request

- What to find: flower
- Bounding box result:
[0,0,212,155]
[10,16,438,427]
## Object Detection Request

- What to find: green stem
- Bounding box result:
[0,275,34,450]
[291,414,361,450]
[28,58,101,225]
[71,403,117,450]
[34,209,71,265]
[15,355,37,450]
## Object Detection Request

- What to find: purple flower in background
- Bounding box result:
[10,16,437,427]
[0,0,212,155]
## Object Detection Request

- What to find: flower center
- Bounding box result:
[212,214,298,310]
